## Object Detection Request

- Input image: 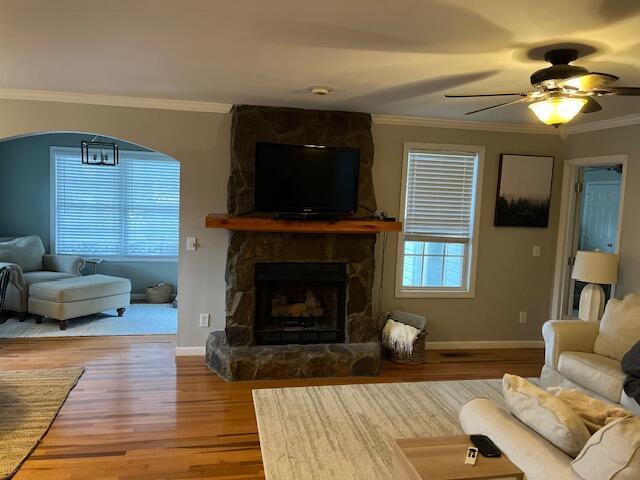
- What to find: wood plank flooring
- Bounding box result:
[0,336,544,479]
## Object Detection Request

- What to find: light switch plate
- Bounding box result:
[532,245,541,257]
[186,237,197,251]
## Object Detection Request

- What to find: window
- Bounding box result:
[52,147,180,260]
[396,143,484,297]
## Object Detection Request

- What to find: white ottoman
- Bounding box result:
[28,274,131,330]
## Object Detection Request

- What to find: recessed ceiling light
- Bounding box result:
[310,86,333,95]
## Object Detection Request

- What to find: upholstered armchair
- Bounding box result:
[0,235,85,314]
[540,294,640,415]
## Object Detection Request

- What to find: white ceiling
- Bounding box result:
[1,0,639,125]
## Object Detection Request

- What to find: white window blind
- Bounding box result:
[404,150,478,242]
[53,147,179,259]
[124,157,180,257]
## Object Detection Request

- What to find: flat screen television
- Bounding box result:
[254,142,360,216]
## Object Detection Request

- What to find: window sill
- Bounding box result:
[395,288,476,299]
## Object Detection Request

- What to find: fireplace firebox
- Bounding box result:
[255,263,347,345]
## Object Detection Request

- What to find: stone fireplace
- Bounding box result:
[205,105,382,381]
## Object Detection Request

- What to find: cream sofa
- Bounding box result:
[540,296,640,415]
[0,235,85,314]
[459,297,640,480]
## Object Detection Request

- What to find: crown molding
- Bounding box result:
[372,113,558,135]
[562,113,640,135]
[0,88,233,113]
[1,89,636,134]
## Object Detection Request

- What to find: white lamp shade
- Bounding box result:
[572,251,618,284]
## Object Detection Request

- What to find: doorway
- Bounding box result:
[550,155,627,320]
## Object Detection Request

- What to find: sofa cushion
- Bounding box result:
[594,298,640,361]
[502,374,591,457]
[0,235,45,272]
[29,274,131,303]
[571,416,640,480]
[459,398,578,480]
[559,351,625,402]
[24,271,75,287]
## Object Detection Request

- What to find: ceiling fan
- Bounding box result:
[445,48,640,127]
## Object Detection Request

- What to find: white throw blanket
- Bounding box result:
[382,318,420,355]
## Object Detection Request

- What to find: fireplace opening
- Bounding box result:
[255,263,347,345]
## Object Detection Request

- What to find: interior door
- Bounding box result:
[568,176,621,315]
[579,181,621,253]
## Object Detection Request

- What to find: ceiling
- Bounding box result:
[1,0,639,125]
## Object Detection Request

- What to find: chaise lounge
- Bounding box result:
[0,235,131,330]
[0,235,85,316]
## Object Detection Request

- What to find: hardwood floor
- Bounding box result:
[0,336,543,479]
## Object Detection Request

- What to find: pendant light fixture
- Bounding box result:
[81,138,119,166]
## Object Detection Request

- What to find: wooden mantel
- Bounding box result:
[205,214,402,234]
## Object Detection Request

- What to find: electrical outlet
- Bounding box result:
[519,311,527,324]
[532,245,541,257]
[186,237,197,251]
[199,313,210,327]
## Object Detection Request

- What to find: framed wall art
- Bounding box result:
[494,154,554,227]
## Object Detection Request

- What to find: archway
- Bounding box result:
[0,131,180,337]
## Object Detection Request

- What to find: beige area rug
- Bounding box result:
[0,368,84,479]
[253,379,506,480]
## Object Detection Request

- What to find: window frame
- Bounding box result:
[395,142,485,298]
[50,146,180,263]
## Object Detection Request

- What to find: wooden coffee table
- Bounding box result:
[392,435,523,480]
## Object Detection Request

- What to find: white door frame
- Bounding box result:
[550,154,628,320]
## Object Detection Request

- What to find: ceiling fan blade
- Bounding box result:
[445,93,527,98]
[559,72,619,91]
[581,97,602,113]
[597,86,640,96]
[464,98,527,115]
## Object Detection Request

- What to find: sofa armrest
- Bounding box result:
[0,261,25,288]
[42,254,86,276]
[459,398,575,480]
[542,320,600,370]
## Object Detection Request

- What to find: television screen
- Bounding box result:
[254,142,360,215]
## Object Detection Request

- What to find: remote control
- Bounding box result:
[470,434,502,457]
[465,447,478,466]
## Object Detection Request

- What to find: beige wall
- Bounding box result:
[0,97,575,347]
[564,125,640,297]
[372,124,565,343]
[0,99,230,348]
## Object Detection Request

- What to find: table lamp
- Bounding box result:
[571,251,618,321]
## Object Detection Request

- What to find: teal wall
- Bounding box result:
[0,133,178,294]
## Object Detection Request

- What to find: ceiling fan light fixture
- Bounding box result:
[528,96,587,127]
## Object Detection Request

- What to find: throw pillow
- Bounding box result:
[546,386,631,434]
[571,416,640,480]
[502,374,591,456]
[594,298,640,361]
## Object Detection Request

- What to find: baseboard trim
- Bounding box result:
[175,346,206,356]
[426,340,544,350]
